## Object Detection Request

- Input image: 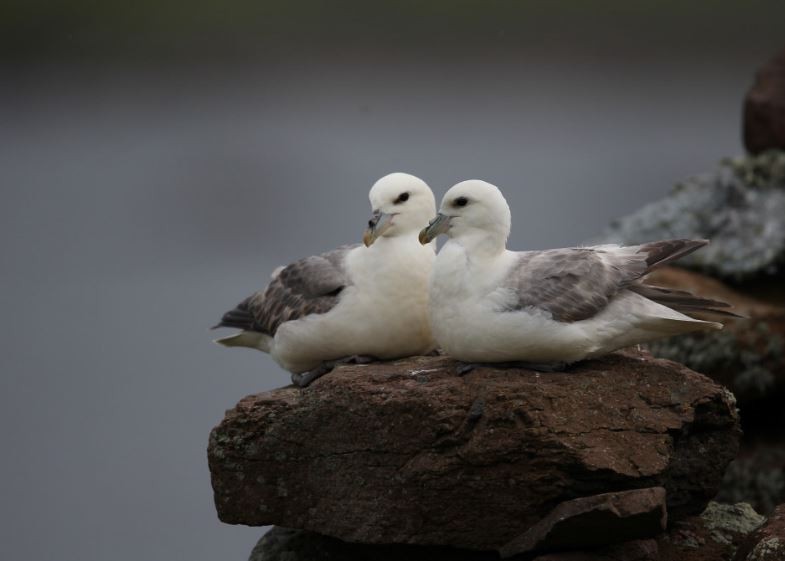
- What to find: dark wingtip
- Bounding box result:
[691,307,747,319]
[719,308,747,319]
[638,238,711,271]
[685,238,709,253]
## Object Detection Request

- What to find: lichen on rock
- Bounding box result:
[598,150,785,282]
[734,503,785,561]
[723,152,785,188]
[700,502,766,545]
[657,501,766,561]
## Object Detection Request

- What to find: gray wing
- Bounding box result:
[502,240,709,323]
[213,245,357,336]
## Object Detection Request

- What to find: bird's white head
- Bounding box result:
[363,173,436,247]
[419,180,511,255]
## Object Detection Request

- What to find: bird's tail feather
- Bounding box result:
[651,315,724,332]
[213,332,270,351]
[629,283,744,320]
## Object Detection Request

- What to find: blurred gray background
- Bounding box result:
[2,2,784,560]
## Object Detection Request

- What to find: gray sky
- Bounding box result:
[1,7,783,559]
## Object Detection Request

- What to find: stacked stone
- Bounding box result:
[209,352,743,559]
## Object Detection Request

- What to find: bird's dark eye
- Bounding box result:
[454,196,469,207]
[394,192,410,204]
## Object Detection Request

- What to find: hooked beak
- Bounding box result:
[363,211,395,247]
[419,213,452,244]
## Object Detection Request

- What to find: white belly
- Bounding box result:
[430,299,594,363]
[428,243,717,364]
[271,287,434,373]
[431,289,717,364]
[271,242,435,373]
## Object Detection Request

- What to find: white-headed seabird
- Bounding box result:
[213,173,437,386]
[419,180,739,371]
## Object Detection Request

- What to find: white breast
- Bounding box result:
[428,244,592,362]
[428,243,719,364]
[272,238,436,373]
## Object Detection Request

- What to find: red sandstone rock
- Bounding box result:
[208,351,739,550]
[499,487,666,557]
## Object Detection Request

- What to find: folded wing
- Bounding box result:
[504,239,736,322]
[213,245,357,336]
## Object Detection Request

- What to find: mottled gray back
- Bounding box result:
[504,248,648,322]
[220,245,357,336]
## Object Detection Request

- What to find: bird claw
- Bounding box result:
[291,365,331,388]
[455,360,569,376]
[292,355,379,388]
[456,363,478,376]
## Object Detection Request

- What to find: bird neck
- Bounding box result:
[368,232,433,259]
[452,230,507,259]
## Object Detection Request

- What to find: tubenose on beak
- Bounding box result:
[363,211,395,247]
[419,213,451,244]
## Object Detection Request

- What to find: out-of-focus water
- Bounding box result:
[0,53,765,560]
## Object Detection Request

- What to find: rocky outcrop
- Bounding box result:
[250,529,660,561]
[626,267,785,518]
[596,151,785,282]
[734,504,785,561]
[643,267,785,413]
[248,527,496,561]
[248,502,764,561]
[499,487,667,558]
[744,48,785,155]
[209,351,740,551]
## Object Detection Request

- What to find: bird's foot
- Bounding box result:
[291,364,332,388]
[456,362,480,376]
[456,360,569,376]
[291,355,379,388]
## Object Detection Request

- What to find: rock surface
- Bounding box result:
[633,267,785,516]
[249,528,658,561]
[657,502,765,561]
[499,488,667,557]
[744,48,785,155]
[248,503,762,561]
[248,527,496,561]
[209,351,740,550]
[596,151,785,282]
[735,504,785,561]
